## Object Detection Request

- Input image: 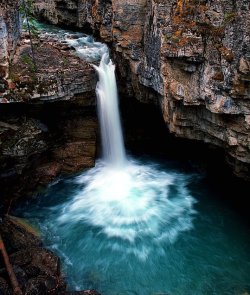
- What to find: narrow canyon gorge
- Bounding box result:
[1,0,250,198]
[0,1,250,295]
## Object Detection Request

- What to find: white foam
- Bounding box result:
[57,159,197,253]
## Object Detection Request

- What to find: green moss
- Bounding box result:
[21,54,36,72]
[8,73,15,80]
[165,34,170,42]
[224,11,237,22]
[31,75,38,82]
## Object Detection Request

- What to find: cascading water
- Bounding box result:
[13,23,250,295]
[93,52,126,167]
[56,49,196,250]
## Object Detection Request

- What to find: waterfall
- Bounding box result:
[13,23,250,295]
[94,52,126,168]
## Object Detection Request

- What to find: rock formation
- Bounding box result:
[0,16,99,203]
[0,100,98,203]
[0,0,22,100]
[0,0,250,201]
[0,1,249,292]
[32,0,250,180]
[0,215,101,295]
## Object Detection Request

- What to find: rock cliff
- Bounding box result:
[33,0,250,180]
[0,0,22,97]
[0,1,101,203]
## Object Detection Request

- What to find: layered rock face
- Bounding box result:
[0,29,99,204]
[33,0,250,180]
[4,31,97,102]
[0,101,98,203]
[0,2,100,203]
[0,0,22,97]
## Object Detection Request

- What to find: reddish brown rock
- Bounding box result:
[0,23,99,204]
[1,0,250,182]
[0,216,42,253]
[32,0,250,181]
[3,32,97,102]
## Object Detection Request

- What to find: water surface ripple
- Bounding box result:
[15,157,250,295]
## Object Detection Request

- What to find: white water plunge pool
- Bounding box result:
[13,23,250,295]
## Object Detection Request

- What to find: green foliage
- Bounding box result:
[31,75,38,81]
[23,21,40,39]
[63,58,68,64]
[165,34,170,42]
[8,72,15,80]
[20,0,40,71]
[20,1,40,36]
[21,54,36,72]
[21,54,31,63]
[224,11,237,22]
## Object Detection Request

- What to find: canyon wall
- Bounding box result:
[33,0,250,180]
[0,2,99,203]
[0,0,22,98]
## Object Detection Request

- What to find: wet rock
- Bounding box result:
[0,277,11,295]
[9,247,68,294]
[0,11,100,202]
[0,215,67,294]
[0,213,102,294]
[23,265,40,277]
[0,244,101,295]
[0,102,98,203]
[0,216,42,253]
[12,265,27,287]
